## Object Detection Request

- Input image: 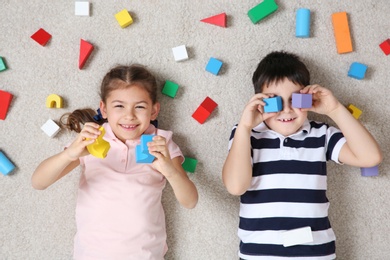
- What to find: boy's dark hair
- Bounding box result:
[60,64,158,133]
[252,51,310,93]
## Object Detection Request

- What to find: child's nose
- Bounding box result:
[283,100,292,112]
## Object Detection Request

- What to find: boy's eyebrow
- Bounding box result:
[111,100,149,104]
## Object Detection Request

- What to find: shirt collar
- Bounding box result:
[252,119,310,137]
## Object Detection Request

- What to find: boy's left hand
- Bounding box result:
[147,135,176,177]
[300,84,341,116]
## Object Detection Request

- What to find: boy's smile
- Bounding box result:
[262,78,307,137]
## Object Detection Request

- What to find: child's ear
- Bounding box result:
[151,102,160,120]
[99,101,108,119]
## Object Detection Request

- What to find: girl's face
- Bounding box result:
[100,84,159,143]
[263,78,308,137]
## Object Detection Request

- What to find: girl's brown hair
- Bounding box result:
[60,64,158,133]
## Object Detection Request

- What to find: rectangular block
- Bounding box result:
[296,8,310,38]
[361,166,379,177]
[347,104,362,119]
[332,12,353,54]
[282,226,313,247]
[0,151,15,176]
[379,38,390,55]
[248,0,278,24]
[348,62,368,80]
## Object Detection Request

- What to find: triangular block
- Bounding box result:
[201,13,226,27]
[79,39,94,69]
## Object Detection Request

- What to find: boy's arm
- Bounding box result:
[302,85,382,167]
[222,125,253,196]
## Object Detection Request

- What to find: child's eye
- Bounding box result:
[135,106,146,109]
[114,105,124,108]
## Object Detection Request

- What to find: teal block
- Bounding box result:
[248,0,278,24]
[0,57,7,72]
[162,80,179,98]
[182,157,198,173]
[264,96,282,113]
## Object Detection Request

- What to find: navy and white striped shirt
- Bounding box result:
[228,120,346,260]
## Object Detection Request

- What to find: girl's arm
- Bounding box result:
[149,136,198,209]
[32,122,102,190]
[302,85,383,167]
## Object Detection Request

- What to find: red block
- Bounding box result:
[192,97,218,124]
[379,39,390,55]
[79,39,94,69]
[31,28,51,46]
[201,13,227,28]
[0,90,13,120]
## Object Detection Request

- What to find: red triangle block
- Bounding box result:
[79,39,94,69]
[0,90,13,120]
[201,13,227,28]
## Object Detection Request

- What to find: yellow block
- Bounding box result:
[115,9,133,28]
[87,126,110,159]
[46,94,63,108]
[347,104,362,119]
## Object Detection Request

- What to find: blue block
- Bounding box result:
[348,62,368,80]
[361,166,379,177]
[263,96,282,113]
[0,151,15,175]
[136,135,155,163]
[296,8,310,38]
[205,57,223,75]
[292,93,312,108]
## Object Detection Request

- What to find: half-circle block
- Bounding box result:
[46,94,63,108]
[87,126,110,159]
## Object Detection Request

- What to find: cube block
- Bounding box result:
[75,1,90,16]
[172,45,188,62]
[41,119,60,138]
[115,9,133,28]
[0,90,13,120]
[361,166,379,177]
[162,80,179,98]
[292,93,312,108]
[263,96,282,113]
[182,157,198,173]
[205,57,223,75]
[348,62,368,80]
[379,39,390,55]
[31,28,51,46]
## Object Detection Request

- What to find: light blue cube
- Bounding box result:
[348,62,368,80]
[206,57,223,75]
[263,96,282,113]
[136,135,155,163]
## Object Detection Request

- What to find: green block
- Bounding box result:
[162,80,179,98]
[182,156,198,173]
[248,0,278,24]
[0,57,7,72]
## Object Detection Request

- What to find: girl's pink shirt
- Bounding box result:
[73,123,183,260]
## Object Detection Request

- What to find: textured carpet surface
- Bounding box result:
[1,1,389,259]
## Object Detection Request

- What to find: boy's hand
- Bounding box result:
[301,85,341,116]
[148,136,176,177]
[65,122,101,161]
[239,93,277,130]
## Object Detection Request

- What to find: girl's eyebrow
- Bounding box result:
[111,100,149,104]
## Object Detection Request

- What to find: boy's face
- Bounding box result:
[262,78,308,136]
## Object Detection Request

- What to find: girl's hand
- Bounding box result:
[148,136,176,177]
[239,93,277,130]
[65,122,101,161]
[301,85,341,116]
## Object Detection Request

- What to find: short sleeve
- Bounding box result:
[326,126,346,164]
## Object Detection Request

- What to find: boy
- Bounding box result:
[222,51,382,259]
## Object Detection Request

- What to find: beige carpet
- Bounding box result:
[1,1,389,259]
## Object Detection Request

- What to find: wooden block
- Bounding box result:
[263,96,282,113]
[348,62,368,80]
[87,126,110,159]
[248,0,278,24]
[31,28,51,46]
[379,39,390,55]
[0,57,7,72]
[79,39,94,69]
[136,135,155,163]
[115,9,133,28]
[332,12,353,54]
[182,157,198,173]
[172,45,188,61]
[162,80,179,98]
[46,94,63,108]
[0,90,13,120]
[205,57,223,75]
[0,151,15,176]
[192,97,218,124]
[41,119,60,138]
[201,13,227,27]
[347,104,362,119]
[292,93,312,108]
[75,1,90,16]
[361,166,379,177]
[296,8,310,38]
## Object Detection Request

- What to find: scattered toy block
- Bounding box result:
[331,12,353,54]
[0,151,15,176]
[201,13,227,27]
[115,9,133,28]
[162,80,179,98]
[263,96,282,113]
[79,39,94,69]
[182,157,198,173]
[136,135,155,163]
[296,8,310,38]
[31,28,52,46]
[172,45,188,62]
[282,226,313,247]
[379,39,390,55]
[0,90,13,120]
[46,94,63,108]
[192,96,218,124]
[348,62,368,80]
[87,126,110,159]
[75,1,90,16]
[347,104,362,119]
[205,57,223,75]
[292,93,312,108]
[361,165,379,177]
[0,57,7,72]
[247,0,278,24]
[41,119,61,138]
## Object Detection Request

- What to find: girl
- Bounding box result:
[32,64,198,260]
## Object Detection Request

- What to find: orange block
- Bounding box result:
[332,12,353,54]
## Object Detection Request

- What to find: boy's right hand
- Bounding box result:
[65,122,101,161]
[239,93,277,130]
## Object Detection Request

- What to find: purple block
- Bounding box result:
[361,166,379,177]
[292,93,312,108]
